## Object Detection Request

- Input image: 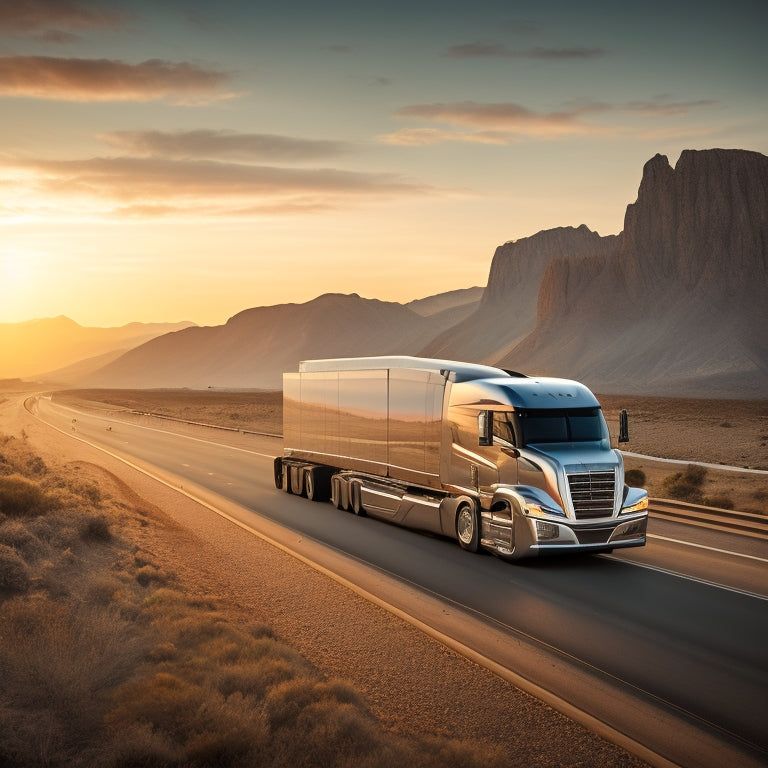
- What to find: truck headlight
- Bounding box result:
[621,496,648,515]
[535,520,560,540]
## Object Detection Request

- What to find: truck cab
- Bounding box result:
[446,375,648,557]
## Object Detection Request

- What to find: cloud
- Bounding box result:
[379,128,511,146]
[0,0,128,38]
[393,101,609,138]
[1,155,433,217]
[445,43,606,60]
[98,130,351,162]
[625,99,717,116]
[0,56,233,103]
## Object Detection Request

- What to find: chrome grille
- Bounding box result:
[567,470,615,519]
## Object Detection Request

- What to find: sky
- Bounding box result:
[1,0,766,328]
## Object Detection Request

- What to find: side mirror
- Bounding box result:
[478,410,493,446]
[618,409,629,443]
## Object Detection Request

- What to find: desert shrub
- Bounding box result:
[96,722,181,768]
[0,544,30,593]
[661,464,708,503]
[80,514,112,543]
[0,597,146,766]
[0,520,45,560]
[0,474,49,517]
[135,564,170,587]
[105,672,269,765]
[703,494,734,510]
[625,468,646,487]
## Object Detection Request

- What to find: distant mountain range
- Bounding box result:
[5,149,766,397]
[0,317,195,381]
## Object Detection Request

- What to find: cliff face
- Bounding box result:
[622,149,768,297]
[421,225,618,364]
[496,149,768,396]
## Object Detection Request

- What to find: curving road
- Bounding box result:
[32,396,768,768]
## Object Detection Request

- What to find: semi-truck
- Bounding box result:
[274,356,648,560]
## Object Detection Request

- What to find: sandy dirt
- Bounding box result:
[0,391,646,767]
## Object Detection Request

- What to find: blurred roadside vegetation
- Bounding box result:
[0,432,504,768]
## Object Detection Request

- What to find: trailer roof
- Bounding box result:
[298,356,519,383]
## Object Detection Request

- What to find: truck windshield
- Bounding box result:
[516,407,609,446]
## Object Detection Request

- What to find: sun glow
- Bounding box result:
[0,248,42,323]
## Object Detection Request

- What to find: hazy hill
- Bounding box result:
[465,149,768,397]
[0,316,196,380]
[82,294,443,389]
[406,287,483,317]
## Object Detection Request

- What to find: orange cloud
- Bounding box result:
[0,0,127,37]
[393,101,609,138]
[0,56,233,102]
[98,130,351,162]
[379,127,511,146]
[1,155,434,217]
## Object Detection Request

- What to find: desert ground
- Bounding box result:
[53,388,768,515]
[0,385,649,767]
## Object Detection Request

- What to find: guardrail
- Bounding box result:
[123,409,282,439]
[650,498,768,539]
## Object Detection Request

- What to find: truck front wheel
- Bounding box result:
[457,503,480,553]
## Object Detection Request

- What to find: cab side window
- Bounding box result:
[493,413,517,445]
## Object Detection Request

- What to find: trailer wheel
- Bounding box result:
[457,503,480,553]
[281,463,292,494]
[304,469,315,500]
[273,458,283,490]
[350,482,365,516]
[331,476,345,510]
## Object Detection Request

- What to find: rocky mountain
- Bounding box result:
[421,225,618,364]
[488,149,768,396]
[0,316,196,380]
[60,148,767,397]
[81,293,444,389]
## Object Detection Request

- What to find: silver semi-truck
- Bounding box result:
[274,356,648,560]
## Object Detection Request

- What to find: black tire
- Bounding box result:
[331,476,345,509]
[456,503,480,552]
[282,463,292,494]
[303,469,314,500]
[274,458,283,490]
[305,467,332,502]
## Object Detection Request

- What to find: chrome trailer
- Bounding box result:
[275,356,648,560]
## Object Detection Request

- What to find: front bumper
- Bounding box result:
[481,507,648,560]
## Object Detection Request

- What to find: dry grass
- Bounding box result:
[0,432,506,768]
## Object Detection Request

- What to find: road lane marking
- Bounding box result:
[41,399,276,460]
[604,554,768,601]
[647,533,768,563]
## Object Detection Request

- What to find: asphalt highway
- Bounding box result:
[32,396,768,768]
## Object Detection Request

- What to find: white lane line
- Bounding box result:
[647,533,768,563]
[43,400,276,460]
[605,554,768,602]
